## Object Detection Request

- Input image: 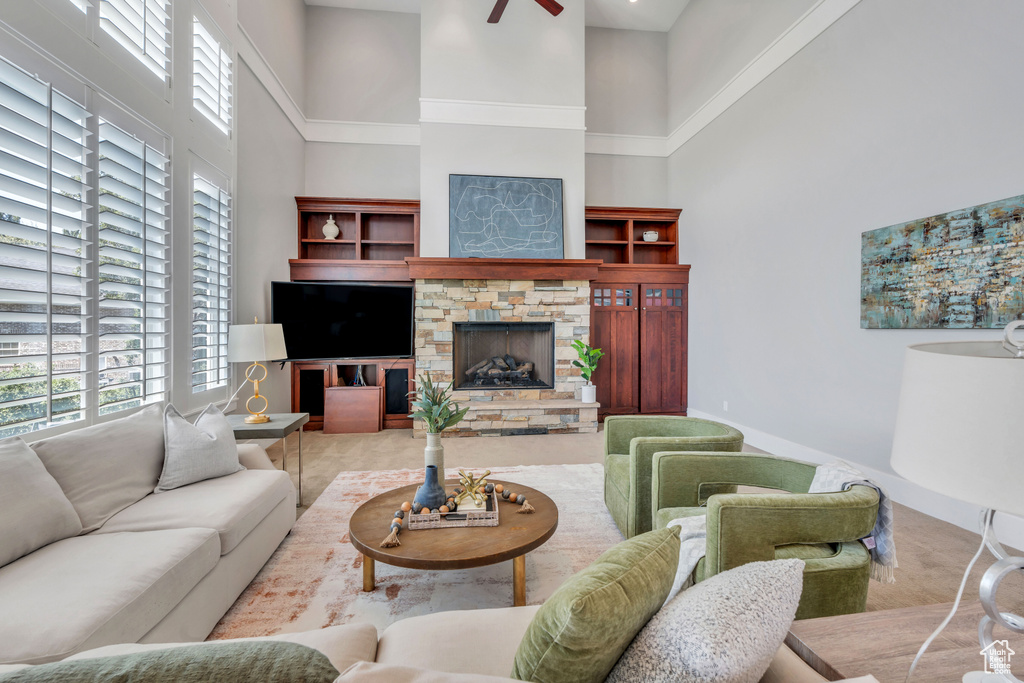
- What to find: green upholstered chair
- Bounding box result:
[603,415,744,539]
[651,450,880,620]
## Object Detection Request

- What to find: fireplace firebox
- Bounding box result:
[453,322,554,390]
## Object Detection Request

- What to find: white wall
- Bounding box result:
[667,0,817,131]
[235,62,305,413]
[585,27,667,137]
[419,0,586,257]
[304,7,420,123]
[668,0,1024,484]
[305,143,419,199]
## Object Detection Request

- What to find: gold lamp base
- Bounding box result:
[243,361,271,424]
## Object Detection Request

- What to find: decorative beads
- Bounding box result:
[401,501,412,512]
[502,489,511,500]
[494,484,504,494]
[395,510,405,519]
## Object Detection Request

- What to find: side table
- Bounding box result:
[228,413,309,507]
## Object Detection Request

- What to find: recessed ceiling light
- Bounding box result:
[629,0,638,3]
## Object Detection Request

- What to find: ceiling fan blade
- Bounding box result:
[488,0,510,23]
[534,0,564,17]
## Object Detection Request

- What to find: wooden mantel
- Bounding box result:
[405,258,603,281]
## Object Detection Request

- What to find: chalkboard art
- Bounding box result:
[449,174,564,259]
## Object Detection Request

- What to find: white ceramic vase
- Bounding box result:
[322,214,340,240]
[582,383,596,403]
[424,432,445,479]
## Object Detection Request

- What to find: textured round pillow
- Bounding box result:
[605,558,805,683]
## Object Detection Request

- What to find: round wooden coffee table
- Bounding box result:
[349,480,558,606]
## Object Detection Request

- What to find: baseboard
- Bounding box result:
[687,410,1024,552]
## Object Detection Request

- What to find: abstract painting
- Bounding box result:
[861,194,1024,328]
[449,174,563,259]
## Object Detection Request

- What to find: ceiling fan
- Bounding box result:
[487,0,564,23]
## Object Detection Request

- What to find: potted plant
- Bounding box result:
[571,340,605,404]
[408,372,469,510]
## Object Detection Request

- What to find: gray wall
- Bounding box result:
[585,155,667,208]
[667,0,1024,474]
[667,0,816,131]
[234,63,305,412]
[585,27,667,137]
[305,143,420,199]
[238,0,307,108]
[304,7,420,123]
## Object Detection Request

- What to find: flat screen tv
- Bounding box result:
[271,281,414,360]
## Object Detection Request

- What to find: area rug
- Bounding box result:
[209,463,622,639]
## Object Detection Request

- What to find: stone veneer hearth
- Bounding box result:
[414,278,598,437]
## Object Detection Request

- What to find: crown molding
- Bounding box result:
[235,23,306,138]
[665,0,863,156]
[585,132,667,158]
[419,98,587,131]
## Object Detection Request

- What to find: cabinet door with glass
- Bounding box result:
[590,283,640,415]
[639,284,687,414]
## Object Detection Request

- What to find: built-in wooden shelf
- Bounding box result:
[295,197,420,263]
[585,206,681,265]
[405,257,603,281]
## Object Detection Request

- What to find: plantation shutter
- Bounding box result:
[99,0,171,81]
[97,119,168,415]
[191,174,230,393]
[192,17,232,134]
[0,58,91,437]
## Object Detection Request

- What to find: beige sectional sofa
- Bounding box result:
[0,405,295,665]
[0,607,879,682]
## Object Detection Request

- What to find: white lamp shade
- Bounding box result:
[227,323,288,363]
[891,341,1024,517]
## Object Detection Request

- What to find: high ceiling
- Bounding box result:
[303,0,691,32]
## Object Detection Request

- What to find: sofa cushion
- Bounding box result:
[338,662,519,682]
[378,606,540,677]
[30,404,164,532]
[606,559,805,683]
[67,623,378,675]
[0,641,339,683]
[511,527,680,683]
[98,469,293,554]
[0,437,82,568]
[157,404,244,492]
[0,528,219,665]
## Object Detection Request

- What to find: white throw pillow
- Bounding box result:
[0,436,82,568]
[30,404,165,532]
[156,403,243,492]
[606,559,805,683]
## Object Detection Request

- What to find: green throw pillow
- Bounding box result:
[0,641,340,683]
[511,526,681,683]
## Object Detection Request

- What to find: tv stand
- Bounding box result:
[291,358,415,432]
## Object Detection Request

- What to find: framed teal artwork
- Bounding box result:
[861,194,1024,328]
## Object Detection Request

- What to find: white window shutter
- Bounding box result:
[97,119,168,415]
[0,59,92,436]
[99,0,171,82]
[191,174,230,393]
[192,17,232,134]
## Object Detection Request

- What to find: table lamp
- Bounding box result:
[891,321,1024,682]
[227,318,288,424]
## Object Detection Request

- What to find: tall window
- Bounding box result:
[191,173,231,394]
[0,59,91,436]
[99,0,171,81]
[97,119,169,415]
[192,17,232,134]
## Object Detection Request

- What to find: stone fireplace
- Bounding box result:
[408,258,601,437]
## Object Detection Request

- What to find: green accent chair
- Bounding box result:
[603,415,744,539]
[651,450,880,620]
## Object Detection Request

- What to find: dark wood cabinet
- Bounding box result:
[587,206,688,419]
[291,358,415,432]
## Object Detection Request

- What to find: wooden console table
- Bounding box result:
[786,600,1017,682]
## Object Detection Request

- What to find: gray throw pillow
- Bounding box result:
[30,404,165,532]
[0,641,339,682]
[605,559,805,683]
[156,403,243,492]
[0,437,82,568]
